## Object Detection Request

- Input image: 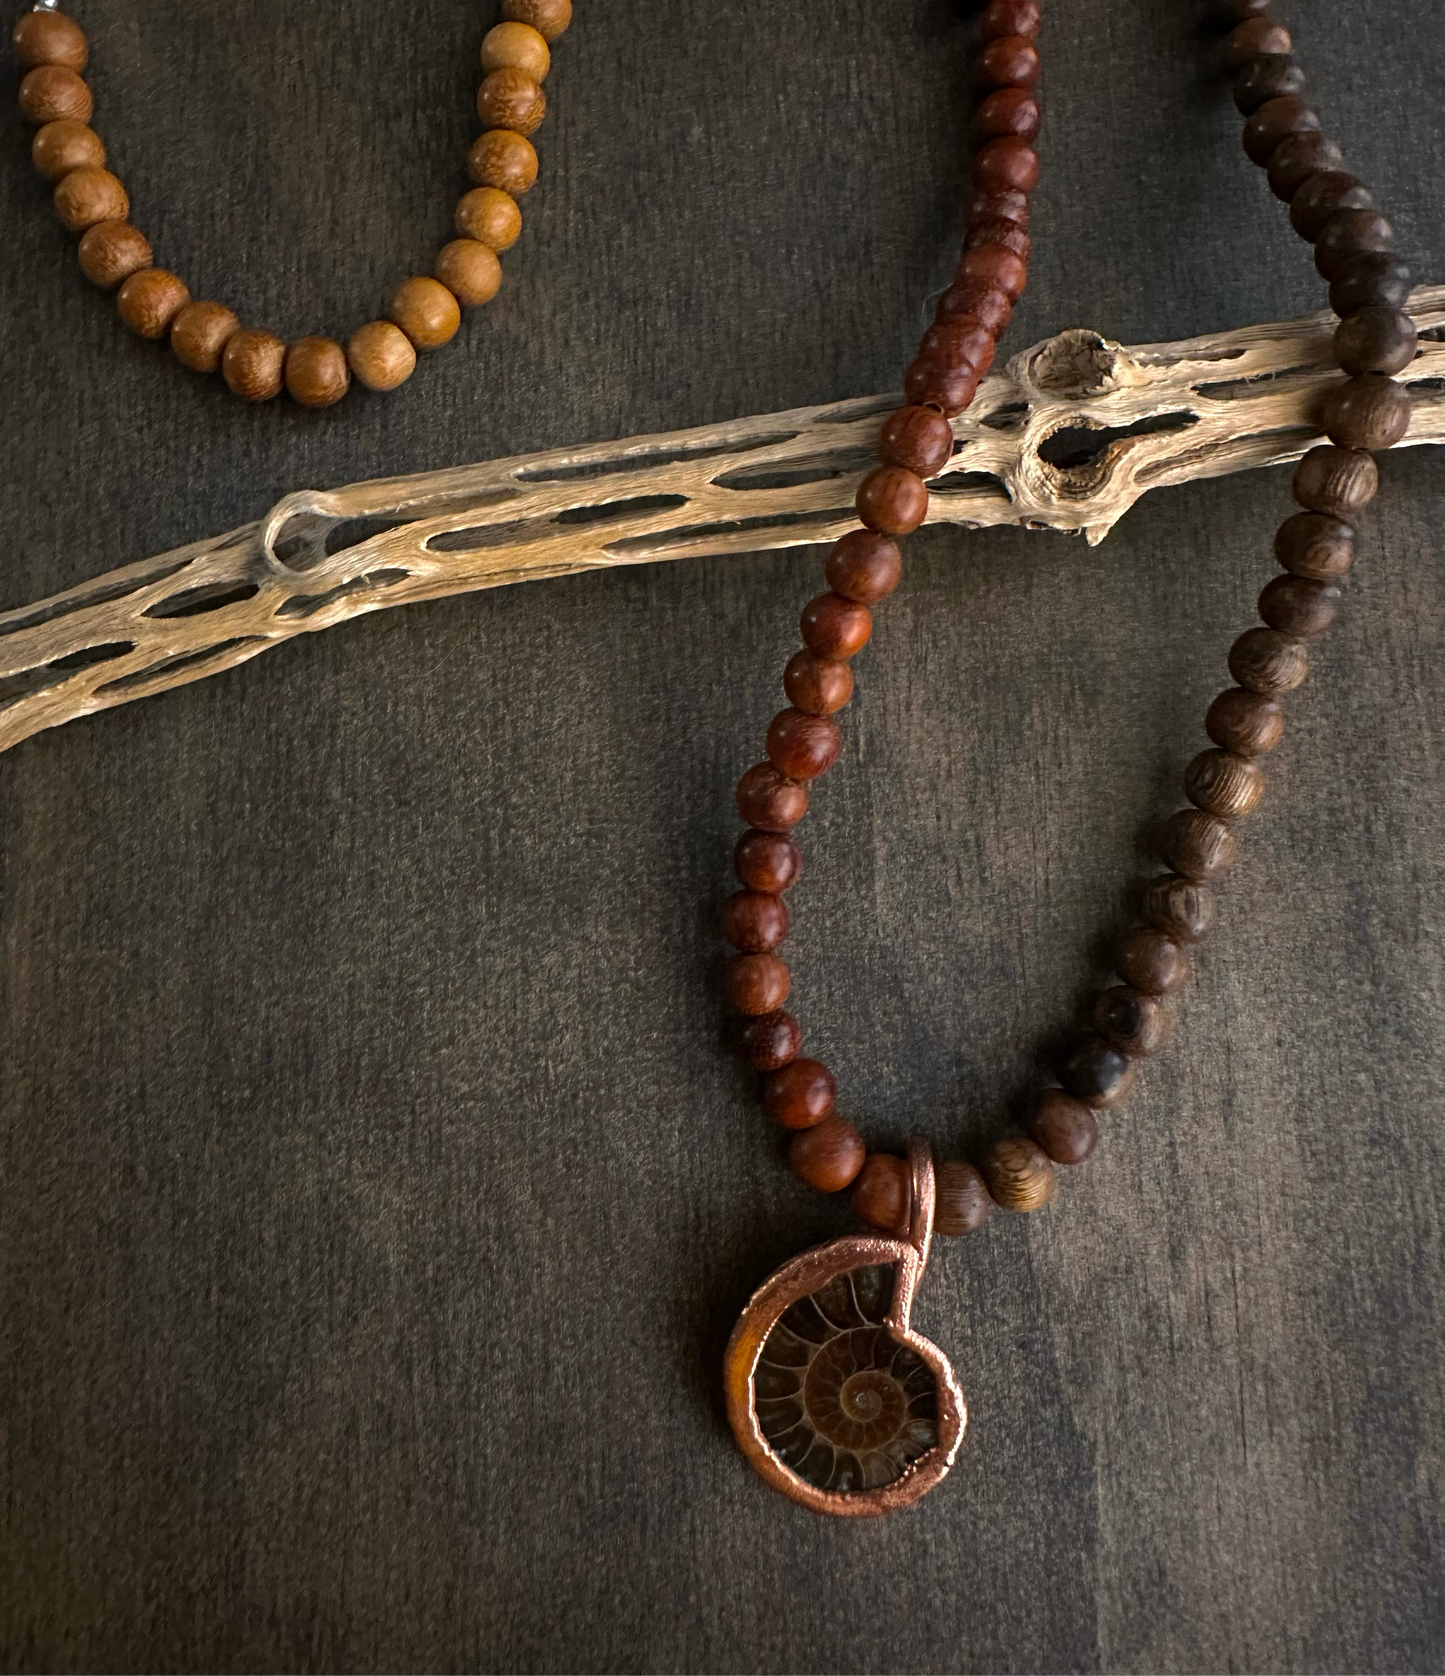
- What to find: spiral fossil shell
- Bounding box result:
[752,1264,940,1493]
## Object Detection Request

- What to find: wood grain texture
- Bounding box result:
[1,0,1443,1671]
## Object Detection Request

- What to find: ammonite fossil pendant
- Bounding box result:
[724,1137,966,1515]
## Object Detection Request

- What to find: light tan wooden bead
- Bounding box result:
[31,118,103,183]
[476,66,545,135]
[347,319,416,391]
[77,219,151,289]
[13,9,89,72]
[284,336,350,408]
[436,239,503,307]
[455,186,521,252]
[18,64,91,125]
[389,275,461,349]
[982,1136,1057,1211]
[116,267,190,339]
[502,0,572,41]
[481,20,550,82]
[52,164,127,233]
[170,300,241,374]
[221,327,286,402]
[467,128,539,196]
[1185,748,1265,818]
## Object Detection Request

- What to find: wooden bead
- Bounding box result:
[1115,927,1191,995]
[389,276,462,349]
[800,594,872,659]
[284,336,350,408]
[724,954,794,1023]
[1205,687,1285,757]
[934,1161,993,1236]
[31,117,102,183]
[18,64,91,125]
[763,1059,835,1129]
[766,709,841,781]
[977,36,1039,89]
[501,0,572,42]
[734,829,801,894]
[1315,209,1394,282]
[116,267,189,340]
[959,241,1028,301]
[1232,54,1305,116]
[1186,748,1265,817]
[878,407,953,478]
[1258,575,1341,639]
[972,137,1038,194]
[851,1154,910,1233]
[736,1009,802,1073]
[1329,254,1412,318]
[1224,18,1291,70]
[76,219,151,289]
[1242,95,1317,166]
[1292,444,1378,517]
[1158,808,1238,879]
[12,9,88,71]
[982,1136,1056,1211]
[903,356,981,417]
[1267,133,1342,203]
[721,890,789,953]
[481,20,550,82]
[476,67,546,136]
[1289,171,1373,241]
[221,327,286,402]
[981,0,1041,39]
[468,128,539,196]
[736,762,809,831]
[456,186,521,251]
[436,238,503,307]
[1228,626,1309,694]
[346,319,416,392]
[969,186,1031,226]
[1275,511,1354,582]
[856,466,928,535]
[1095,986,1167,1058]
[1145,874,1214,943]
[1334,306,1419,377]
[920,316,997,378]
[963,217,1030,265]
[1028,1089,1100,1165]
[783,650,853,716]
[791,1118,867,1193]
[1059,1036,1135,1108]
[975,86,1039,140]
[826,530,904,603]
[169,300,241,374]
[936,276,1014,334]
[52,165,126,233]
[1321,375,1411,451]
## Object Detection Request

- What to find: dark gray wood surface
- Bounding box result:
[2,2,1443,1670]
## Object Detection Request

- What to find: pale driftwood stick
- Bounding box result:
[4,288,1445,756]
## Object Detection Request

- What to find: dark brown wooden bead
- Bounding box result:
[982,1135,1056,1210]
[825,528,905,601]
[783,651,853,717]
[1321,375,1411,450]
[1224,18,1291,70]
[1095,986,1167,1058]
[725,952,791,1015]
[1059,1036,1136,1108]
[736,762,809,831]
[222,327,286,402]
[1315,209,1394,282]
[1145,874,1214,944]
[52,165,126,234]
[18,64,91,125]
[1206,688,1285,757]
[468,128,539,196]
[169,300,241,374]
[117,268,190,340]
[958,241,1028,301]
[1334,306,1419,376]
[1268,133,1343,203]
[935,1161,992,1236]
[1328,254,1412,318]
[903,357,981,417]
[1028,1089,1100,1165]
[800,594,872,659]
[1275,511,1355,582]
[1289,171,1373,241]
[12,9,88,71]
[30,117,102,182]
[284,336,350,408]
[972,137,1039,193]
[763,1059,835,1129]
[734,829,801,894]
[1115,927,1191,995]
[1259,575,1341,639]
[981,0,1040,38]
[76,219,151,289]
[736,1009,802,1072]
[1186,749,1265,818]
[977,35,1039,89]
[766,709,841,781]
[790,1117,867,1193]
[968,188,1031,228]
[935,278,1013,336]
[920,315,997,378]
[1158,808,1239,879]
[975,86,1040,141]
[1232,54,1305,116]
[856,466,928,535]
[476,66,545,135]
[1292,444,1378,516]
[721,890,789,953]
[1229,627,1309,695]
[1242,95,1317,166]
[851,1154,910,1232]
[964,217,1030,263]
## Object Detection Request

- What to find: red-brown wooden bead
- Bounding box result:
[1144,874,1214,944]
[935,1161,993,1236]
[919,316,997,377]
[30,117,102,182]
[1059,1036,1136,1108]
[1115,927,1191,995]
[12,9,88,71]
[1158,809,1238,879]
[476,66,545,135]
[969,188,1031,228]
[825,531,904,604]
[1258,575,1341,639]
[973,137,1039,193]
[982,1135,1056,1210]
[936,277,1014,335]
[725,953,791,1015]
[1229,627,1309,694]
[964,217,1030,263]
[736,762,809,832]
[736,1009,802,1072]
[1206,687,1285,757]
[1242,95,1317,166]
[284,336,350,408]
[734,829,801,894]
[978,36,1040,89]
[1028,1090,1100,1165]
[1292,445,1378,517]
[791,1118,867,1193]
[764,1059,836,1130]
[800,594,872,659]
[851,1154,910,1232]
[18,64,91,125]
[1095,985,1168,1057]
[975,86,1040,140]
[1186,749,1265,818]
[766,709,841,781]
[721,890,789,953]
[903,356,981,416]
[1321,375,1411,451]
[1275,512,1354,582]
[856,466,928,535]
[1334,307,1419,377]
[959,242,1028,301]
[981,0,1041,39]
[1225,18,1291,72]
[783,650,853,717]
[878,407,954,478]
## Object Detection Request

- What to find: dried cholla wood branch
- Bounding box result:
[4,288,1445,756]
